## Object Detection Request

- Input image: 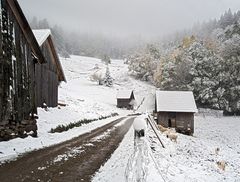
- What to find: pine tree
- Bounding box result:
[219,32,240,115]
[101,54,111,64]
[104,66,113,87]
[30,16,39,29]
[38,18,50,29]
[219,9,234,28]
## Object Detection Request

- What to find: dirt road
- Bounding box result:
[0,117,134,182]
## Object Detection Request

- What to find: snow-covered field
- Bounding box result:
[0,55,155,163]
[1,55,239,182]
[92,112,240,182]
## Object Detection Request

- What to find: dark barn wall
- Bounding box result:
[117,99,130,107]
[117,99,133,109]
[117,91,135,109]
[176,112,194,134]
[157,112,194,135]
[35,39,59,107]
[157,112,169,127]
[0,0,38,140]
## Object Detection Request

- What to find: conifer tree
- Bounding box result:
[104,66,113,87]
[101,54,111,64]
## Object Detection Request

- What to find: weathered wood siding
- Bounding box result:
[157,112,194,135]
[117,92,135,110]
[35,39,59,107]
[157,112,169,127]
[0,0,38,140]
[117,99,132,109]
[176,112,194,134]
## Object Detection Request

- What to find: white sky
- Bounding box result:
[19,0,240,38]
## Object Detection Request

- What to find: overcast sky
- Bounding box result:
[19,0,240,39]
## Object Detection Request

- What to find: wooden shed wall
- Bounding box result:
[157,112,194,134]
[117,92,135,109]
[117,99,131,108]
[35,39,59,107]
[176,112,194,133]
[157,112,169,127]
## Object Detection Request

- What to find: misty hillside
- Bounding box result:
[29,17,145,59]
[28,9,240,115]
[127,9,240,115]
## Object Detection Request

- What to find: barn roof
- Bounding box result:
[32,29,51,46]
[156,90,198,113]
[6,0,45,63]
[117,90,134,99]
[33,29,66,82]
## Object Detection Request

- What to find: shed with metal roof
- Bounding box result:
[155,90,198,135]
[117,90,135,110]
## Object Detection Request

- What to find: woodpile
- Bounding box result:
[0,119,37,141]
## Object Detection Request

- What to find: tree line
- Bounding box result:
[29,17,143,59]
[127,9,240,115]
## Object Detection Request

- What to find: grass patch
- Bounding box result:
[50,113,119,133]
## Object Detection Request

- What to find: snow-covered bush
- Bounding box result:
[90,72,104,85]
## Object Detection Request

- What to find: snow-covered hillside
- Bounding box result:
[93,111,240,182]
[0,55,155,162]
[1,55,239,182]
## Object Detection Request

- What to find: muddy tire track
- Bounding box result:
[0,117,134,182]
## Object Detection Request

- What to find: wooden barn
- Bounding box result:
[33,29,66,107]
[0,0,46,140]
[117,90,135,109]
[155,91,198,135]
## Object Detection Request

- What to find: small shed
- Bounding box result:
[155,90,198,135]
[33,29,66,107]
[117,90,135,109]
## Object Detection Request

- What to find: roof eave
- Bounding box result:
[47,36,67,82]
[7,0,46,64]
[156,110,198,113]
[32,29,51,46]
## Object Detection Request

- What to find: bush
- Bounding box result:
[50,113,119,133]
[90,72,104,85]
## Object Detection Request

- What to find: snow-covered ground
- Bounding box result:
[1,55,239,182]
[92,112,240,182]
[0,55,155,163]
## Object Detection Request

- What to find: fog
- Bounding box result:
[19,0,240,39]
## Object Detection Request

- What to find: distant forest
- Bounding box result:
[29,17,144,59]
[127,9,240,115]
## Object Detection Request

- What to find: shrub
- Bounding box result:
[50,113,119,133]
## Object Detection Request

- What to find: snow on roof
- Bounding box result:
[117,90,134,99]
[32,29,51,46]
[156,90,198,113]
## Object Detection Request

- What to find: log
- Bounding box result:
[58,102,67,107]
[147,115,165,148]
